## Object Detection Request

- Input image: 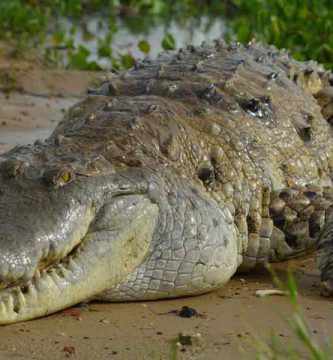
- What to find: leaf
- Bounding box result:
[236,23,250,42]
[121,53,135,69]
[161,33,176,51]
[82,30,94,42]
[138,40,150,54]
[98,44,111,58]
[51,31,64,46]
[67,45,91,70]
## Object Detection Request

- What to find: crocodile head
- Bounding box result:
[0,157,158,324]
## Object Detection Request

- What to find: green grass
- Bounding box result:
[0,0,332,70]
[256,266,333,360]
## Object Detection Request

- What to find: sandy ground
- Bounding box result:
[0,49,332,360]
[0,257,332,360]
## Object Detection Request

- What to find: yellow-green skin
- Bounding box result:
[0,40,332,324]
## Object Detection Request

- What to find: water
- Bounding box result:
[0,129,51,153]
[46,14,227,69]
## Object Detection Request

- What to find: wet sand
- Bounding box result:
[0,257,332,360]
[0,61,332,360]
[0,93,77,153]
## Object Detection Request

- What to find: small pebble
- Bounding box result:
[178,306,198,318]
[178,334,192,346]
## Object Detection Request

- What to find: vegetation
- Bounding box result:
[224,0,333,69]
[0,0,332,70]
[256,266,333,360]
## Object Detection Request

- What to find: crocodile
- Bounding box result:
[0,40,333,325]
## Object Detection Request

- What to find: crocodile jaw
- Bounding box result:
[0,195,158,325]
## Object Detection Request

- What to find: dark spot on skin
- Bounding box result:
[177,51,185,60]
[228,43,238,51]
[309,212,324,238]
[256,55,264,63]
[294,113,313,142]
[309,218,321,238]
[243,98,260,114]
[267,72,278,80]
[107,82,118,96]
[34,139,43,146]
[246,215,257,233]
[200,84,224,107]
[21,285,29,294]
[285,233,298,248]
[279,190,294,200]
[198,166,214,184]
[271,212,287,230]
[303,191,317,198]
[143,57,153,65]
[212,218,219,227]
[127,117,141,130]
[239,96,273,124]
[147,104,159,114]
[328,117,333,126]
[296,127,312,142]
[268,51,277,59]
[304,69,314,76]
[187,45,196,53]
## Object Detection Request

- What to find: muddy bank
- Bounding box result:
[0,257,332,360]
[0,93,77,153]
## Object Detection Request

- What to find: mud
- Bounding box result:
[0,257,332,359]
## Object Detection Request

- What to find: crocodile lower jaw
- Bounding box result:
[0,197,158,325]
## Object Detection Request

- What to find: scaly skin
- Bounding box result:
[0,40,333,324]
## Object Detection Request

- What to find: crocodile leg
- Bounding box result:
[316,214,333,296]
[239,185,333,272]
[94,175,241,301]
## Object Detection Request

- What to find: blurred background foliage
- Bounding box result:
[0,0,332,71]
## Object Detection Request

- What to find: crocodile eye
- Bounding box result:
[59,169,72,183]
[44,167,75,187]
